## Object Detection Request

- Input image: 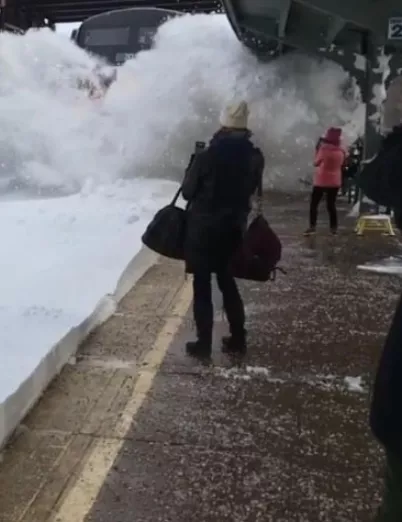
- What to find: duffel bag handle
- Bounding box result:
[171,186,182,206]
[171,186,191,211]
[256,175,263,216]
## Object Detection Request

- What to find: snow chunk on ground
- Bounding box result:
[344,376,365,393]
[357,256,402,275]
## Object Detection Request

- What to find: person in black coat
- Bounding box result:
[358,78,402,521]
[181,101,264,359]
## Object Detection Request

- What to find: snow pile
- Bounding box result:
[0,179,176,405]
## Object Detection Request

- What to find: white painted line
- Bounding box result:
[51,279,193,522]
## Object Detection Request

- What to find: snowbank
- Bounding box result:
[0,179,177,448]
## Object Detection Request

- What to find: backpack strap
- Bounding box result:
[256,164,263,216]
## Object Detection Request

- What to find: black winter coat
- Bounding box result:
[182,129,264,274]
[358,126,402,450]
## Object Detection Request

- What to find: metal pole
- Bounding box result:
[359,33,386,215]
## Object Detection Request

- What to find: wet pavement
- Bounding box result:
[0,192,401,522]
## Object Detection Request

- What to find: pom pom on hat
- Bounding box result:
[220,101,249,129]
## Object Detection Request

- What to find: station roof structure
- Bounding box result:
[16,0,221,24]
[221,0,402,58]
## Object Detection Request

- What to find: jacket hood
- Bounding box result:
[210,128,252,145]
[319,142,343,151]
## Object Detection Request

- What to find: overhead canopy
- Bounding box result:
[16,0,221,24]
[221,0,402,58]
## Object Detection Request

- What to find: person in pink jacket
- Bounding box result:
[304,127,346,236]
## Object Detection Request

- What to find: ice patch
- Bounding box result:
[216,367,368,394]
[246,366,273,377]
[216,366,286,383]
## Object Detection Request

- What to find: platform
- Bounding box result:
[0,192,401,522]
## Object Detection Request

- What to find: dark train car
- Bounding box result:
[73,7,181,65]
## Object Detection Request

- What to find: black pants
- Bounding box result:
[309,186,339,229]
[192,269,245,345]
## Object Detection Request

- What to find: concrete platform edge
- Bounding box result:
[0,246,160,450]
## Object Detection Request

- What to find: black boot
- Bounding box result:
[216,270,246,355]
[221,332,247,354]
[186,340,212,360]
[190,273,213,360]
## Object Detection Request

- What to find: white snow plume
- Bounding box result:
[0,14,362,195]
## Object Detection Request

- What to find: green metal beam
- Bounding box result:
[296,0,394,28]
[324,16,346,46]
[277,0,291,38]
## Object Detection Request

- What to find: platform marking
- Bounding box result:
[51,279,193,522]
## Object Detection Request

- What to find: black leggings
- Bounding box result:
[309,186,339,229]
[192,269,245,345]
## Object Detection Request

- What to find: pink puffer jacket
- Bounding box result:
[313,142,346,188]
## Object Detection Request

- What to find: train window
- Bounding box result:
[84,27,130,47]
[138,27,156,46]
[75,8,181,64]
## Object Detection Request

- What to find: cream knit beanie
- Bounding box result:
[220,101,249,129]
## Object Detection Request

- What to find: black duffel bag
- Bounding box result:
[141,187,187,260]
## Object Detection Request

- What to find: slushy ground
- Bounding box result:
[0,192,400,522]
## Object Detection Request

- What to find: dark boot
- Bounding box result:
[186,340,212,359]
[189,272,213,359]
[221,332,247,354]
[216,269,246,354]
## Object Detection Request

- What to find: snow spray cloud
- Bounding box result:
[0,14,362,195]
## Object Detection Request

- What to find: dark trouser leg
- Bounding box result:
[326,187,339,230]
[309,186,324,228]
[216,268,245,338]
[192,271,213,346]
[376,449,402,521]
[341,173,347,196]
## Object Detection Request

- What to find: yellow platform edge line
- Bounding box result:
[51,278,193,522]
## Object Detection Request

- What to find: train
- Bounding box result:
[71,7,182,65]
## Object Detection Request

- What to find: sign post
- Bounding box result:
[358,33,384,216]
